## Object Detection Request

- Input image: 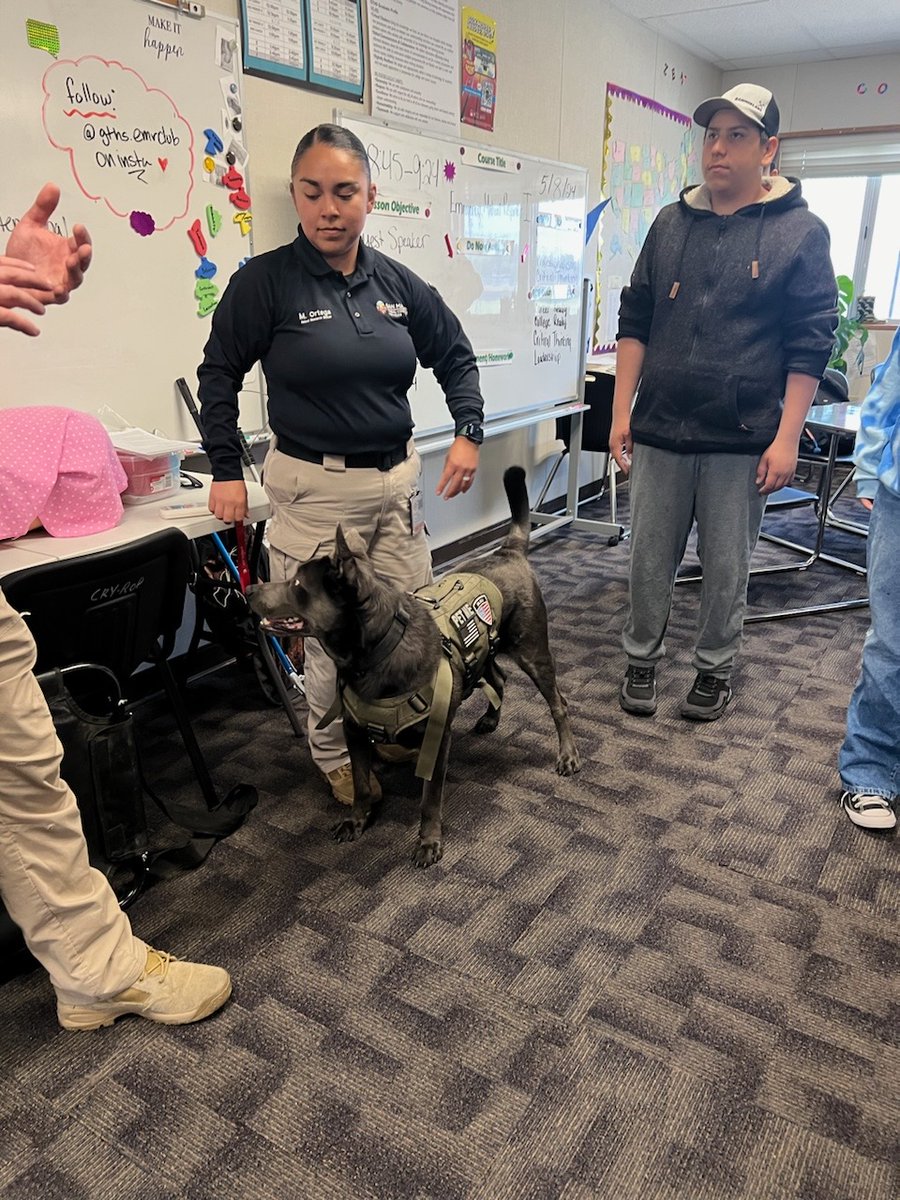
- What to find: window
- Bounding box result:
[778,132,900,320]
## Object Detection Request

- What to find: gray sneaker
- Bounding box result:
[681,673,732,721]
[620,664,657,715]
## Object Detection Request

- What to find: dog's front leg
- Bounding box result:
[414,729,451,868]
[332,720,380,843]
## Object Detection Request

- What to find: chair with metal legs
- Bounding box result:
[3,529,259,850]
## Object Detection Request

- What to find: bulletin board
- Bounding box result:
[594,83,698,352]
[0,0,262,440]
[340,114,589,435]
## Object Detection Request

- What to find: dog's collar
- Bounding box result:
[347,606,410,680]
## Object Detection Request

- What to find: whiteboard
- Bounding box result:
[340,115,589,435]
[0,0,261,440]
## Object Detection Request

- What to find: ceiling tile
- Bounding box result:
[605,0,900,68]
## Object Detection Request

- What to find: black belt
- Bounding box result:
[277,436,410,471]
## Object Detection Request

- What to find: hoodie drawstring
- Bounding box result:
[751,204,766,279]
[668,219,696,300]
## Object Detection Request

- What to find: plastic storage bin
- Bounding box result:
[116,450,182,505]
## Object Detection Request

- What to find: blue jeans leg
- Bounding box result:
[838,483,900,798]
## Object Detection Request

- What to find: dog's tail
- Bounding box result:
[501,466,531,556]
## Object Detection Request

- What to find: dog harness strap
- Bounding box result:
[316,691,344,730]
[415,656,454,782]
[350,607,410,676]
[317,573,502,751]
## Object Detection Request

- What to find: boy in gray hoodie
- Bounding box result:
[611,84,837,720]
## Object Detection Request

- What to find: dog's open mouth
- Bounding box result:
[258,615,306,635]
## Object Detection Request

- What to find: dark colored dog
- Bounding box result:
[247,466,580,866]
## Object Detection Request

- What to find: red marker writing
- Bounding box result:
[444,233,453,258]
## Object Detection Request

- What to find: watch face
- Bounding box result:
[461,423,484,444]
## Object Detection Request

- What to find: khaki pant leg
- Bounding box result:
[0,588,145,1004]
[264,448,432,774]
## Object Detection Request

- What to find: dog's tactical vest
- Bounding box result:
[319,573,503,781]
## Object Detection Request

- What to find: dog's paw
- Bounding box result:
[332,817,364,843]
[473,710,500,735]
[413,840,444,868]
[556,748,581,776]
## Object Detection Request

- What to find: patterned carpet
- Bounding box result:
[1,475,897,1200]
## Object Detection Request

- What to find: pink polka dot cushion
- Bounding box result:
[0,406,128,538]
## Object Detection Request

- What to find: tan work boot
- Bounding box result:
[322,762,382,806]
[374,743,419,765]
[56,949,231,1031]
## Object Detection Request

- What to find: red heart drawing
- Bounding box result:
[158,157,168,171]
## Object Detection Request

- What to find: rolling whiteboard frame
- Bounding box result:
[337,111,590,439]
[0,0,263,440]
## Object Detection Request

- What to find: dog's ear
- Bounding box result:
[333,525,369,591]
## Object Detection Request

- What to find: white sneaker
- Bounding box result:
[840,791,897,831]
[57,949,232,1030]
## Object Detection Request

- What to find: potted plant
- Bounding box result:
[830,274,869,375]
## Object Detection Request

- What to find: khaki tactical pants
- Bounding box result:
[264,444,433,774]
[0,587,145,1004]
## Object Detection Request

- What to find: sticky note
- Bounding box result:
[195,279,219,316]
[26,19,59,56]
[228,187,251,211]
[203,128,224,156]
[206,205,222,237]
[129,211,155,237]
[188,219,207,257]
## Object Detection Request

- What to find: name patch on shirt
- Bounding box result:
[376,300,409,319]
[298,309,333,325]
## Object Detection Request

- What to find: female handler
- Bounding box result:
[198,124,485,805]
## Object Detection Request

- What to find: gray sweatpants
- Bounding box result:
[623,444,767,676]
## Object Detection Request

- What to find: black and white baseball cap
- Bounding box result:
[693,84,780,137]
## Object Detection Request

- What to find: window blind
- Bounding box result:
[777,131,900,178]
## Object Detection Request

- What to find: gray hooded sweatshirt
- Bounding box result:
[617,175,838,455]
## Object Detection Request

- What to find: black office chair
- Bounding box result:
[3,529,258,849]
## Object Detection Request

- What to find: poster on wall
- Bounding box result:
[595,83,698,351]
[368,0,458,135]
[240,0,363,99]
[460,7,496,131]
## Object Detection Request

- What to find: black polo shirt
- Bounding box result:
[198,228,484,480]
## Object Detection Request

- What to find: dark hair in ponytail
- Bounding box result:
[290,124,371,180]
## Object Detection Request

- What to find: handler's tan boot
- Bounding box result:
[56,949,231,1030]
[322,763,382,806]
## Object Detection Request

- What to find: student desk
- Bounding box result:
[745,402,868,623]
[1,481,270,571]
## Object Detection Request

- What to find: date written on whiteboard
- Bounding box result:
[539,172,578,199]
[365,143,441,191]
